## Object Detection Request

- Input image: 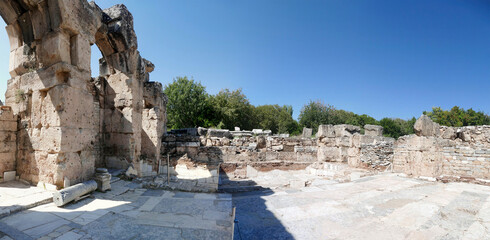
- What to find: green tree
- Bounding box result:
[298,100,335,133]
[255,104,300,134]
[209,88,256,130]
[379,118,403,138]
[424,106,490,127]
[330,109,360,126]
[394,117,416,136]
[378,117,416,138]
[163,76,213,129]
[356,114,378,127]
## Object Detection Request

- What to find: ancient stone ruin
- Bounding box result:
[160,118,488,192]
[0,1,488,239]
[0,0,166,188]
[0,0,488,193]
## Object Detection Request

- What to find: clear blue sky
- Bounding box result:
[1,0,489,120]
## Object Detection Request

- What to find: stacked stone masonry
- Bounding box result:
[394,115,490,181]
[317,124,394,169]
[162,125,395,180]
[0,107,17,179]
[0,1,166,188]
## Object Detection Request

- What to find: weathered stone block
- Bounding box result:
[5,22,22,50]
[0,0,20,25]
[337,136,353,147]
[302,127,313,138]
[414,115,440,137]
[364,124,383,136]
[41,31,71,67]
[94,172,111,192]
[70,34,91,72]
[334,125,361,137]
[0,141,16,153]
[318,146,340,162]
[3,171,16,182]
[30,2,51,40]
[0,121,17,131]
[0,131,16,142]
[207,129,232,138]
[317,125,335,138]
[9,46,29,77]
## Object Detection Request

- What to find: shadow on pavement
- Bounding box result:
[219,171,295,240]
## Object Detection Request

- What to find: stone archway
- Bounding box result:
[0,1,166,188]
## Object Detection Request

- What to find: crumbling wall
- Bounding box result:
[94,4,166,177]
[140,81,167,176]
[359,136,394,168]
[393,115,490,181]
[0,1,166,187]
[0,107,17,179]
[162,126,394,181]
[1,0,104,187]
[162,128,319,180]
[197,131,318,164]
[317,124,394,169]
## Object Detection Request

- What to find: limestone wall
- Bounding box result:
[160,130,318,179]
[0,107,17,179]
[161,117,490,186]
[0,1,166,188]
[161,125,393,181]
[317,124,394,169]
[95,5,167,178]
[393,116,490,181]
[1,1,104,187]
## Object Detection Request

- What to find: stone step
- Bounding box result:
[219,179,256,186]
[218,185,266,193]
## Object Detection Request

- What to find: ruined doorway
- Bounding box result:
[91,44,103,78]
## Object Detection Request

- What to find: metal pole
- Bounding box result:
[231,206,236,240]
[158,158,161,174]
[167,153,170,184]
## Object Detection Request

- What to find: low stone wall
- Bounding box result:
[393,116,490,181]
[161,130,318,180]
[317,124,394,169]
[161,117,489,189]
[0,106,17,180]
[161,126,393,180]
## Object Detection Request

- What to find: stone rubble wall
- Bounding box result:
[317,124,394,169]
[163,119,489,185]
[393,116,490,181]
[161,125,395,180]
[161,130,318,179]
[0,107,17,179]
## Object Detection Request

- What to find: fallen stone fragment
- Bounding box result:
[53,180,97,207]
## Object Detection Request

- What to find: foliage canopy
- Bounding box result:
[163,76,487,138]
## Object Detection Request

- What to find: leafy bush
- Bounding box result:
[424,106,490,127]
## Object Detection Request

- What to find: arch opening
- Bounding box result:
[91,43,103,78]
[0,21,8,104]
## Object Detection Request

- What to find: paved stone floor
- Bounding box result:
[1,173,489,240]
[0,181,52,218]
[232,173,490,240]
[0,179,233,240]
